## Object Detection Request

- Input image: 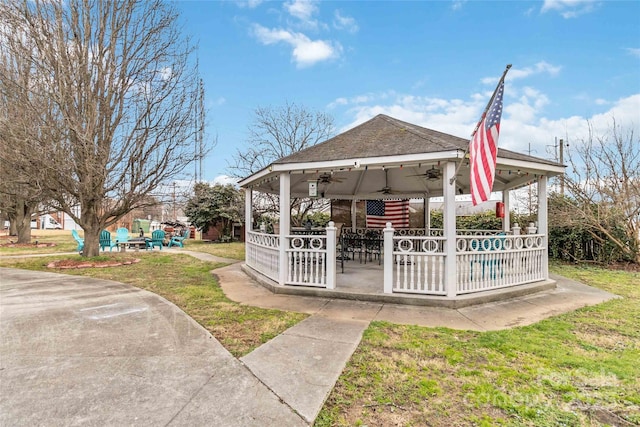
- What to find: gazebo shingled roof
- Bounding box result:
[274,114,559,167]
[240,114,564,200]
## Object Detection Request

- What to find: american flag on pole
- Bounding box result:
[366,200,410,228]
[470,80,504,206]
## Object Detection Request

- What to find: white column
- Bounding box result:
[351,199,357,232]
[244,188,253,264]
[424,196,431,232]
[502,190,510,232]
[244,187,253,237]
[326,221,337,289]
[538,175,549,280]
[443,161,457,298]
[383,222,394,293]
[278,173,291,286]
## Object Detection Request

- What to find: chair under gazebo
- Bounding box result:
[239,114,564,306]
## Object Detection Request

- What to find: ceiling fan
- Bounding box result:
[410,165,442,181]
[376,169,399,194]
[317,172,345,184]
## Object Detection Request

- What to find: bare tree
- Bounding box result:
[556,119,639,263]
[0,23,53,243]
[229,102,335,226]
[0,0,202,256]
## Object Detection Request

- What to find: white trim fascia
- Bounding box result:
[239,151,563,187]
[497,158,565,175]
[273,150,464,174]
[291,192,433,200]
[238,167,272,187]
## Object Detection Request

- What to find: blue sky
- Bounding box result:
[175,0,640,184]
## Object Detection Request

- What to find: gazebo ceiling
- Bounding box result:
[239,114,565,200]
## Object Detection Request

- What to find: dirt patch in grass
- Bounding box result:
[573,402,638,426]
[47,258,140,269]
[0,242,57,248]
[605,262,640,273]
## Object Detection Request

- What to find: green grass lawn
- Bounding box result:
[0,252,305,357]
[316,263,640,427]
[0,229,79,254]
[184,240,245,260]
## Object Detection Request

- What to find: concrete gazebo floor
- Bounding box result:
[218,263,618,329]
[240,260,589,309]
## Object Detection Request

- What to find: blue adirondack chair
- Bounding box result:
[111,227,130,251]
[168,228,189,248]
[147,230,165,250]
[470,233,506,280]
[71,229,84,252]
[99,230,112,251]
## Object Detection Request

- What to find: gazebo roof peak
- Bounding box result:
[275,114,469,165]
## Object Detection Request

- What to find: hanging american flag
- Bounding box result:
[366,200,410,228]
[470,80,505,206]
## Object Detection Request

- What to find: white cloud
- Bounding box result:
[482,62,561,85]
[215,97,226,106]
[327,97,348,108]
[452,1,467,11]
[248,1,354,68]
[251,24,341,67]
[332,88,640,165]
[236,0,264,8]
[285,0,318,21]
[541,0,597,18]
[159,67,172,81]
[328,93,387,109]
[212,175,239,186]
[625,47,640,58]
[284,0,324,30]
[333,10,359,33]
[335,92,482,138]
[500,94,640,160]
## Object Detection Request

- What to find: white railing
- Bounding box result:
[394,228,443,237]
[455,234,545,294]
[455,229,508,236]
[285,234,328,287]
[395,229,508,237]
[246,230,280,282]
[354,227,442,237]
[391,235,447,295]
[387,230,546,296]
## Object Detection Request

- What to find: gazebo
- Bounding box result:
[239,114,565,305]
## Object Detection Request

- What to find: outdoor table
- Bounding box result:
[339,233,383,273]
[118,237,150,252]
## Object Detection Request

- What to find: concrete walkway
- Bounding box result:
[212,260,618,422]
[0,267,306,426]
[0,250,619,425]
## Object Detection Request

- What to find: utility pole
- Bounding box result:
[199,79,204,182]
[559,138,565,195]
[527,142,536,217]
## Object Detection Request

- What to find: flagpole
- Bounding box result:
[449,64,512,185]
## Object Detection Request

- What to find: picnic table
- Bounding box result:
[117,237,150,252]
